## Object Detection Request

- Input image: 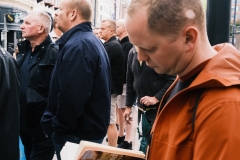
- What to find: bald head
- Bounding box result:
[116,19,128,40]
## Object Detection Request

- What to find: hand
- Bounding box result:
[140,96,159,106]
[123,106,132,125]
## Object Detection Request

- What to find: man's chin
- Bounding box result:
[153,67,165,74]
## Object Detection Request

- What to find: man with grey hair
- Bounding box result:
[41,0,111,159]
[17,10,58,160]
[126,0,240,159]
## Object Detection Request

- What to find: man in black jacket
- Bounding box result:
[124,47,176,153]
[17,10,58,160]
[0,45,20,160]
[99,19,125,147]
[115,19,134,149]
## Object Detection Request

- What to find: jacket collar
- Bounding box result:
[120,36,130,43]
[189,43,240,89]
[18,35,53,52]
[105,36,117,43]
[56,22,92,46]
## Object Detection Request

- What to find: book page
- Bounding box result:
[74,141,145,160]
[61,142,79,160]
[79,150,144,160]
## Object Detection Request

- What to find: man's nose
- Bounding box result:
[20,24,24,29]
[55,10,59,17]
[137,50,148,62]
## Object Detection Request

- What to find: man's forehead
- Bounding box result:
[59,0,69,9]
[24,15,36,22]
[100,22,110,28]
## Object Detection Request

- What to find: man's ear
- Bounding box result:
[185,27,198,52]
[69,9,77,21]
[38,25,44,33]
[110,29,115,35]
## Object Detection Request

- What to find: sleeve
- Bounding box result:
[154,74,176,101]
[41,44,59,136]
[193,95,240,159]
[52,45,96,132]
[125,48,136,107]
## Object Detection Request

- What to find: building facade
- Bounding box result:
[0,0,129,50]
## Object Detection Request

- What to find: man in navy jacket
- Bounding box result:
[41,0,111,159]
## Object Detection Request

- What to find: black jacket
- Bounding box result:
[104,36,125,95]
[119,36,133,84]
[17,35,58,128]
[0,45,20,160]
[126,47,176,121]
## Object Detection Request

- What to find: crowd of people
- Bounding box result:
[1,0,240,160]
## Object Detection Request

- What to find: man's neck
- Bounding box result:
[105,35,115,42]
[54,27,62,37]
[178,39,217,77]
[28,35,47,51]
[118,32,128,41]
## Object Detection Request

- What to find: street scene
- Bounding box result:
[1,0,240,160]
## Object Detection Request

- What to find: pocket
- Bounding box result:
[26,87,46,103]
[38,64,54,88]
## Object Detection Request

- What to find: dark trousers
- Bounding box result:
[20,125,55,160]
[52,131,104,160]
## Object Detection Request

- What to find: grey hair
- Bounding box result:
[28,10,52,34]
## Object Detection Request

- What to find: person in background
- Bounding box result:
[13,47,19,59]
[115,18,133,149]
[126,0,240,159]
[41,0,111,159]
[99,19,125,147]
[7,47,15,54]
[50,17,62,42]
[17,10,58,160]
[0,44,20,160]
[93,27,100,39]
[124,46,175,154]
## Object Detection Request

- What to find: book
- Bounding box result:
[60,140,145,160]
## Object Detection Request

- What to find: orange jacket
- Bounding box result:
[149,43,240,160]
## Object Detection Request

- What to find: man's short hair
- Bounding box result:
[28,10,52,34]
[127,0,206,42]
[101,19,116,32]
[68,0,92,21]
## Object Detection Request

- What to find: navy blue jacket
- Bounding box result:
[41,22,111,139]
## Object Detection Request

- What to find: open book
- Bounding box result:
[60,140,145,160]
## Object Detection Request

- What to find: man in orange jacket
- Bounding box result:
[125,0,240,159]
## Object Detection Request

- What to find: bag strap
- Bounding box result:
[192,89,204,132]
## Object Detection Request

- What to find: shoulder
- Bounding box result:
[202,87,240,104]
[0,46,14,60]
[196,87,240,124]
[0,47,17,69]
[48,42,58,51]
